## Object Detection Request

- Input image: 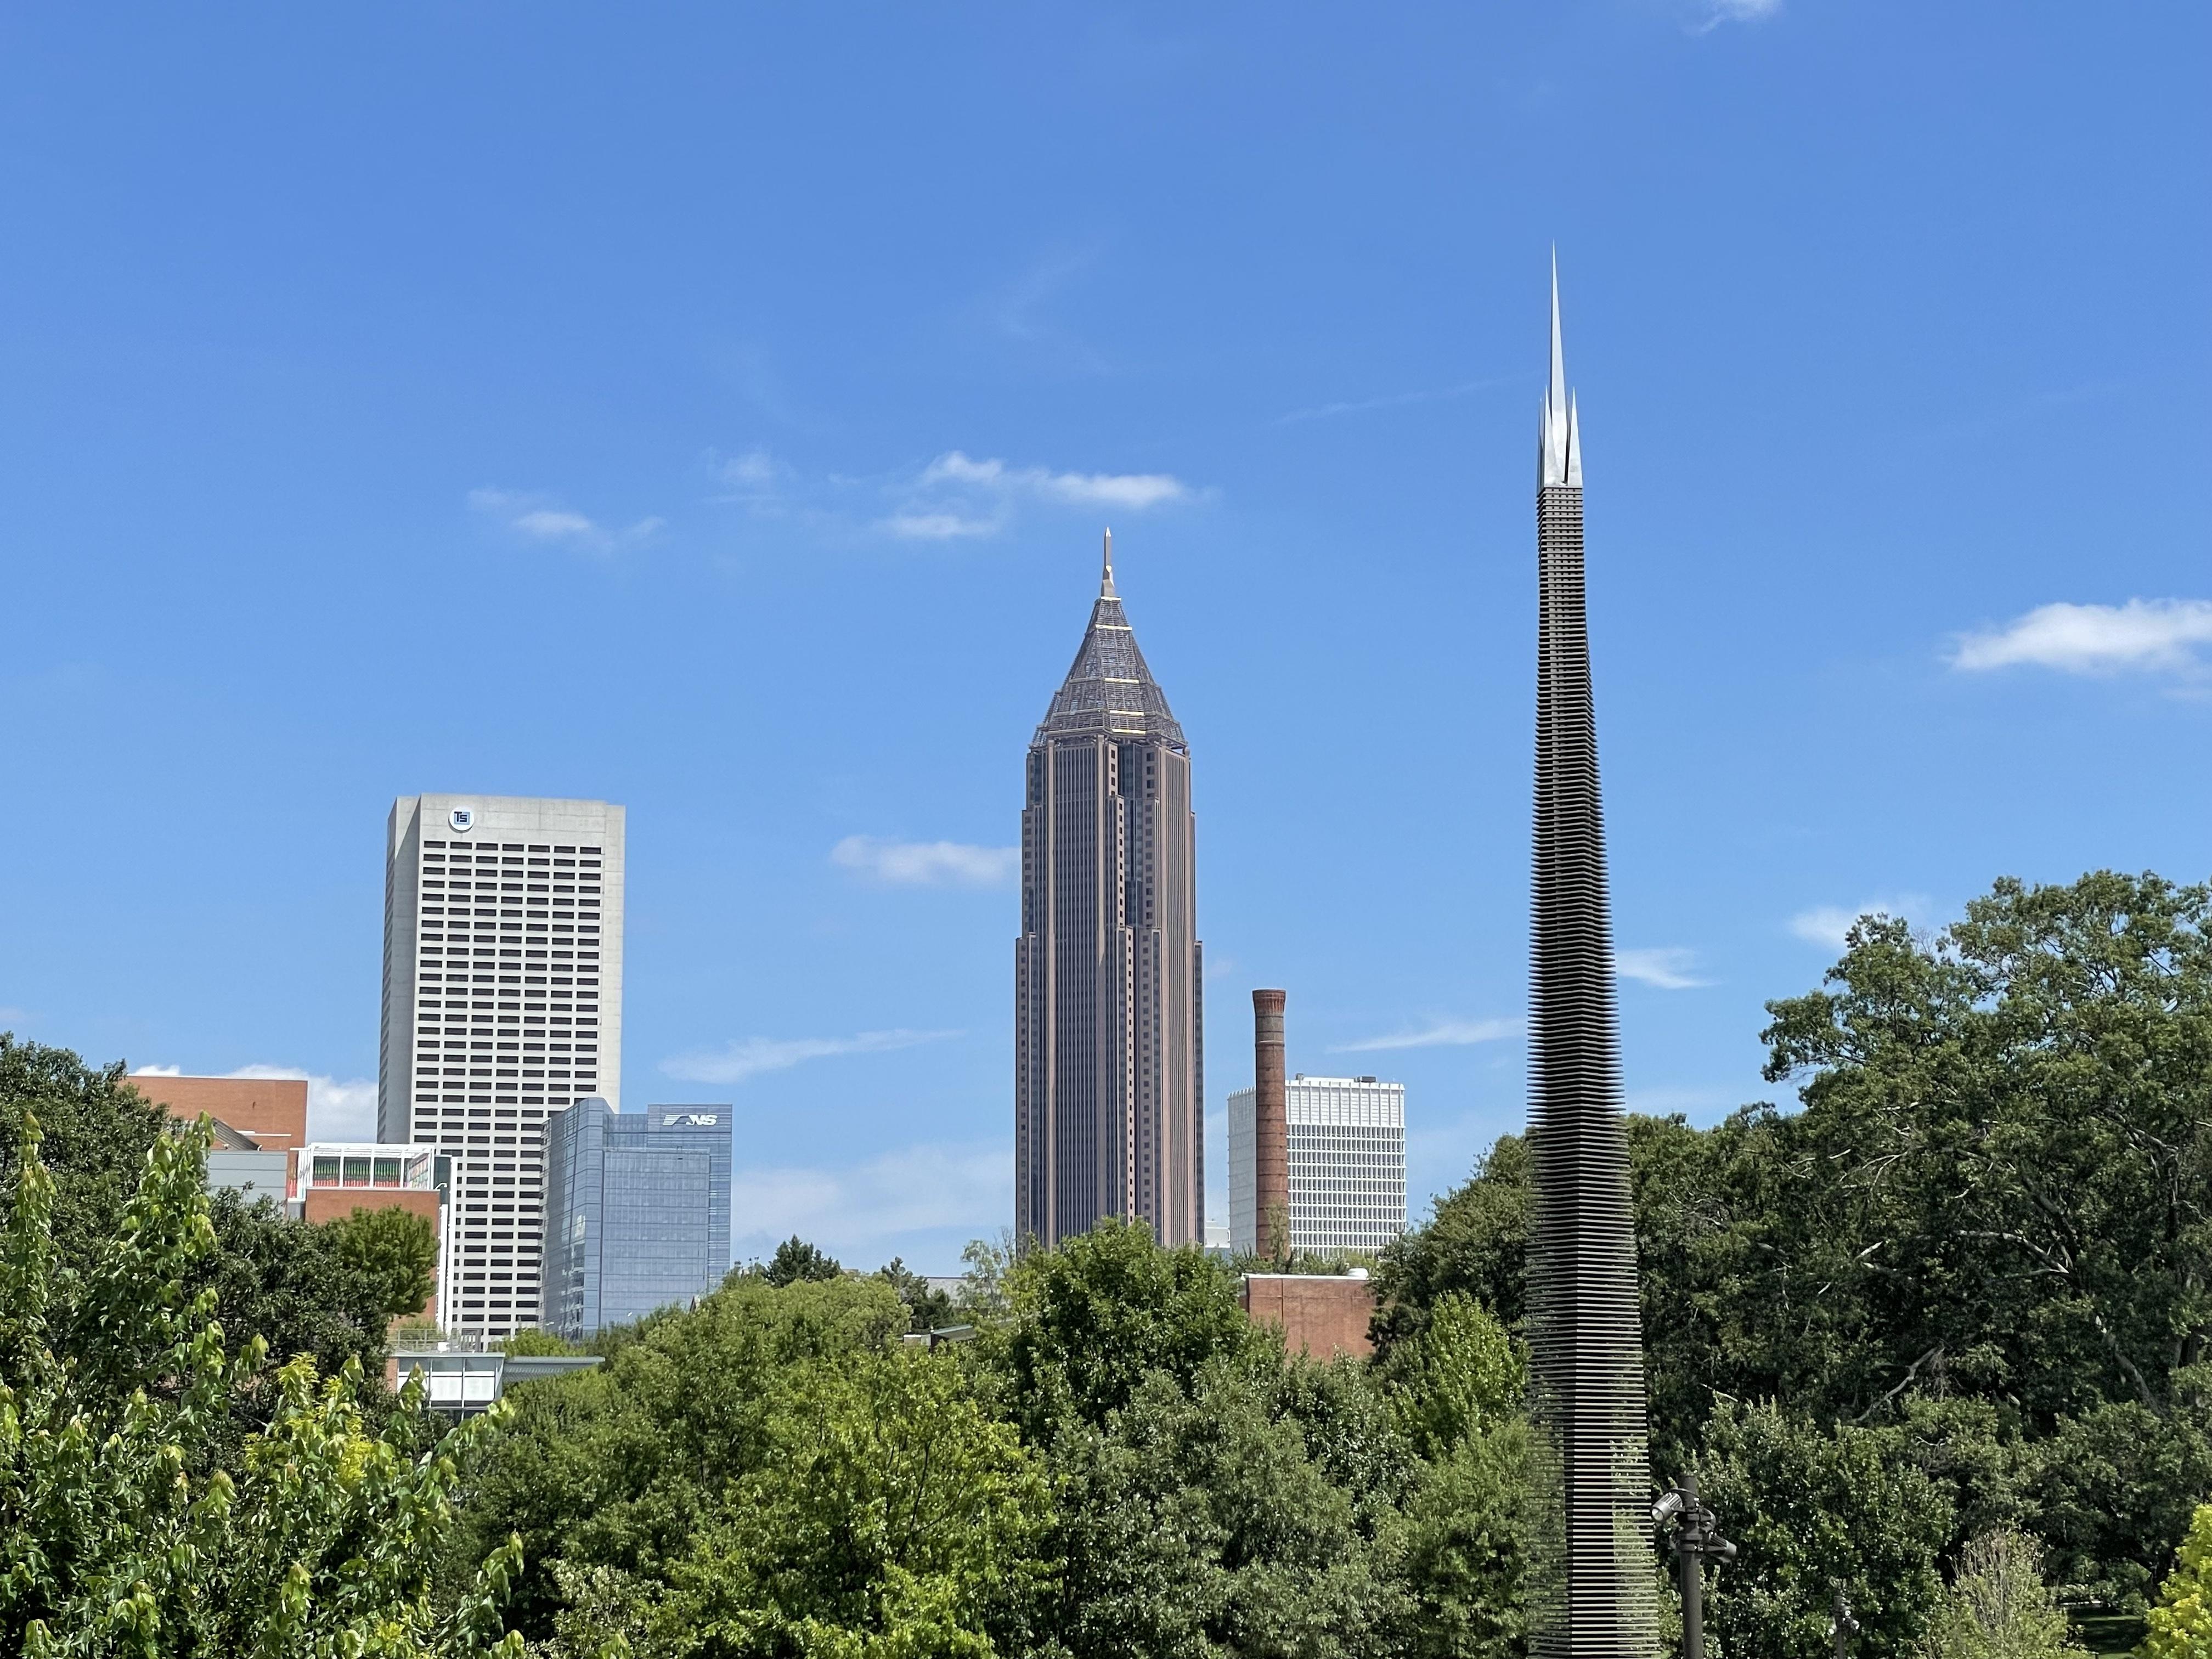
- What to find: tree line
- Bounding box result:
[4,867,2212,1655]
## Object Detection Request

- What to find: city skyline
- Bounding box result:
[3,7,2203,1277]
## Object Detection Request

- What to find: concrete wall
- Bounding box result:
[1240,1273,1375,1360]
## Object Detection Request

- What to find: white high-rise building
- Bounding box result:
[379,794,625,1336]
[1227,1073,1405,1257]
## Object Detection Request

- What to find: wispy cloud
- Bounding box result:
[468,488,664,553]
[1694,0,1780,30]
[1331,1017,1519,1054]
[1951,599,2212,677]
[831,836,1019,889]
[661,1028,961,1086]
[1613,947,1712,991]
[1275,375,1515,427]
[130,1064,379,1140]
[730,1138,1009,1267]
[882,511,1005,540]
[1787,894,1932,950]
[881,450,1197,540]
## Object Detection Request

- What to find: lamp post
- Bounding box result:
[1652,1473,1737,1659]
[1830,1587,1861,1659]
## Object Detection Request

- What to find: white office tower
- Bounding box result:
[1227,1074,1406,1257]
[379,794,625,1336]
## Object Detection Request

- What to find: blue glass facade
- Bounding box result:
[539,1098,732,1340]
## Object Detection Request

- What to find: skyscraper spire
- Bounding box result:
[1539,251,1581,488]
[1525,257,1656,1659]
[1102,527,1118,597]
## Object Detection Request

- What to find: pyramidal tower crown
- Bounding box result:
[1035,528,1187,749]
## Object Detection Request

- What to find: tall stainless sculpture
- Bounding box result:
[1526,260,1659,1659]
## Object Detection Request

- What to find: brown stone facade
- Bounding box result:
[1240,1273,1374,1360]
[134,1075,308,1152]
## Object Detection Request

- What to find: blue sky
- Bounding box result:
[2,3,2205,1273]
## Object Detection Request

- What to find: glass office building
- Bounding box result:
[538,1098,732,1340]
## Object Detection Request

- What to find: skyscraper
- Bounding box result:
[1015,534,1204,1250]
[379,793,625,1336]
[1523,265,1659,1658]
[1227,1074,1406,1258]
[539,1099,732,1340]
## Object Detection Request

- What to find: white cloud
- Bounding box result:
[831,836,1019,888]
[1330,1017,1519,1053]
[468,488,663,553]
[1613,947,1712,991]
[918,450,1190,510]
[882,450,1195,539]
[1951,599,2212,676]
[1696,0,1779,26]
[129,1063,379,1141]
[661,1028,961,1086]
[729,1138,1009,1268]
[1787,894,1931,950]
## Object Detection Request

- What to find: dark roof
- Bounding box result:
[1035,561,1186,751]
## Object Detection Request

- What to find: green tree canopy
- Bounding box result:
[762,1235,843,1286]
[0,1104,522,1655]
[326,1201,440,1319]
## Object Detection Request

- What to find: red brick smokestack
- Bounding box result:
[1253,989,1290,1264]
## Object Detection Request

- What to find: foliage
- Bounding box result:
[955,1231,1014,1324]
[1379,871,2212,1614]
[879,1256,956,1334]
[1915,1530,2086,1659]
[326,1201,441,1319]
[0,1038,169,1274]
[0,1036,416,1395]
[1037,1359,1404,1659]
[194,1186,418,1389]
[992,1218,1260,1440]
[453,1269,1052,1656]
[0,1103,522,1655]
[551,1346,1052,1657]
[503,1326,585,1356]
[2145,1504,2212,1659]
[1695,1400,1955,1659]
[762,1235,843,1286]
[1376,1292,1523,1461]
[1389,1418,1532,1659]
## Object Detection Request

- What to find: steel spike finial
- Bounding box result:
[1101,527,1117,597]
[1525,256,1658,1659]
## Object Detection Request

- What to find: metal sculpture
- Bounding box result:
[1526,258,1661,1659]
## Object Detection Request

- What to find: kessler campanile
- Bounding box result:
[1015,533,1204,1250]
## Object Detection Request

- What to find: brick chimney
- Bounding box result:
[1253,989,1290,1263]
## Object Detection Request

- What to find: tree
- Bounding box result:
[550,1347,1052,1657]
[1376,1291,1523,1461]
[327,1201,440,1319]
[879,1256,956,1334]
[453,1271,1001,1646]
[2144,1503,2212,1659]
[0,1104,523,1655]
[1039,1359,1407,1659]
[1,1036,419,1396]
[994,1218,1259,1440]
[1915,1531,2086,1659]
[763,1235,843,1286]
[1695,1401,1955,1659]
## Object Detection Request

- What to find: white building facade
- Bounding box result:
[1227,1074,1406,1257]
[378,794,625,1336]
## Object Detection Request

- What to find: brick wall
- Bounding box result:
[1240,1273,1374,1359]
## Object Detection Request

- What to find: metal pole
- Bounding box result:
[1678,1472,1703,1659]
